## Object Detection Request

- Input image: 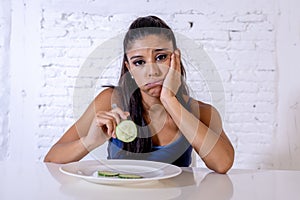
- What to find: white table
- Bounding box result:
[0,161,299,200]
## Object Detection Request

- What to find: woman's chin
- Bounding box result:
[147,86,162,97]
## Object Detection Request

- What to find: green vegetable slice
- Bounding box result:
[116,120,137,143]
[118,174,143,179]
[98,171,119,177]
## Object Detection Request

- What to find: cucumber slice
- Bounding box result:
[118,174,143,179]
[116,120,137,143]
[97,171,119,177]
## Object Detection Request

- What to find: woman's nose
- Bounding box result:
[147,62,161,77]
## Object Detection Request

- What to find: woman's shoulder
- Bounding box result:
[185,96,222,126]
[183,95,213,111]
[95,87,114,100]
[93,87,120,110]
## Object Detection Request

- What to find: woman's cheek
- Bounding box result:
[158,63,170,77]
[131,71,145,87]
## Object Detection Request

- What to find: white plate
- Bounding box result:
[59,159,182,185]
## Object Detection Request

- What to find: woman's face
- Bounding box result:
[125,34,174,97]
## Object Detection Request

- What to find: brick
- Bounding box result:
[230,70,256,82]
[228,113,275,124]
[41,47,67,58]
[228,30,241,41]
[218,21,248,32]
[41,28,69,39]
[201,51,233,70]
[238,133,274,145]
[247,22,274,32]
[40,106,66,117]
[41,56,83,66]
[174,14,218,32]
[226,102,276,113]
[228,41,256,50]
[255,69,276,81]
[237,13,266,23]
[42,66,60,78]
[39,116,73,127]
[201,31,230,41]
[212,13,236,23]
[226,81,259,93]
[41,38,92,48]
[40,86,69,96]
[44,76,75,87]
[232,92,275,103]
[240,30,274,41]
[255,40,275,51]
[227,50,259,69]
[68,29,113,40]
[66,47,94,58]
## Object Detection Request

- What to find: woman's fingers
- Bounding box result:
[95,115,116,135]
[106,111,122,124]
[111,104,130,120]
[95,105,130,138]
[170,52,176,70]
[169,49,181,78]
[174,49,181,72]
[162,48,182,96]
[171,49,181,72]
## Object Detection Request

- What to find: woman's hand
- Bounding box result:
[82,105,129,148]
[160,49,182,102]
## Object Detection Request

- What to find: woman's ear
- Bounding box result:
[124,61,135,79]
[125,61,130,70]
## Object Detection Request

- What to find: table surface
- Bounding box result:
[1,160,300,200]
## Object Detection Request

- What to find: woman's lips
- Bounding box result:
[145,80,164,88]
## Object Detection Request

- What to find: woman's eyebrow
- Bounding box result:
[130,55,143,60]
[129,48,171,60]
[154,48,170,52]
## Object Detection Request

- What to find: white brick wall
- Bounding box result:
[37,1,279,168]
[1,0,299,170]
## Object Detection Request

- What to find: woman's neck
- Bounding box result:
[140,91,162,110]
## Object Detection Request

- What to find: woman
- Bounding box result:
[44,16,234,173]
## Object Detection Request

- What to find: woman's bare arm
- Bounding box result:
[160,49,234,173]
[161,96,234,174]
[44,88,114,163]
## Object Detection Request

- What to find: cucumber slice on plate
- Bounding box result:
[97,170,143,179]
[118,174,143,179]
[116,120,137,143]
[98,171,119,177]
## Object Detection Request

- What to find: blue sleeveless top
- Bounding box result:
[107,96,193,167]
[107,134,193,167]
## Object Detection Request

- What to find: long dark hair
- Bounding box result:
[116,16,190,154]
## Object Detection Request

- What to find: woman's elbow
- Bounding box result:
[208,147,234,174]
[215,150,235,174]
[43,154,54,163]
[215,160,233,174]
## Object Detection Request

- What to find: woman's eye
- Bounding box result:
[133,60,145,66]
[156,54,168,62]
